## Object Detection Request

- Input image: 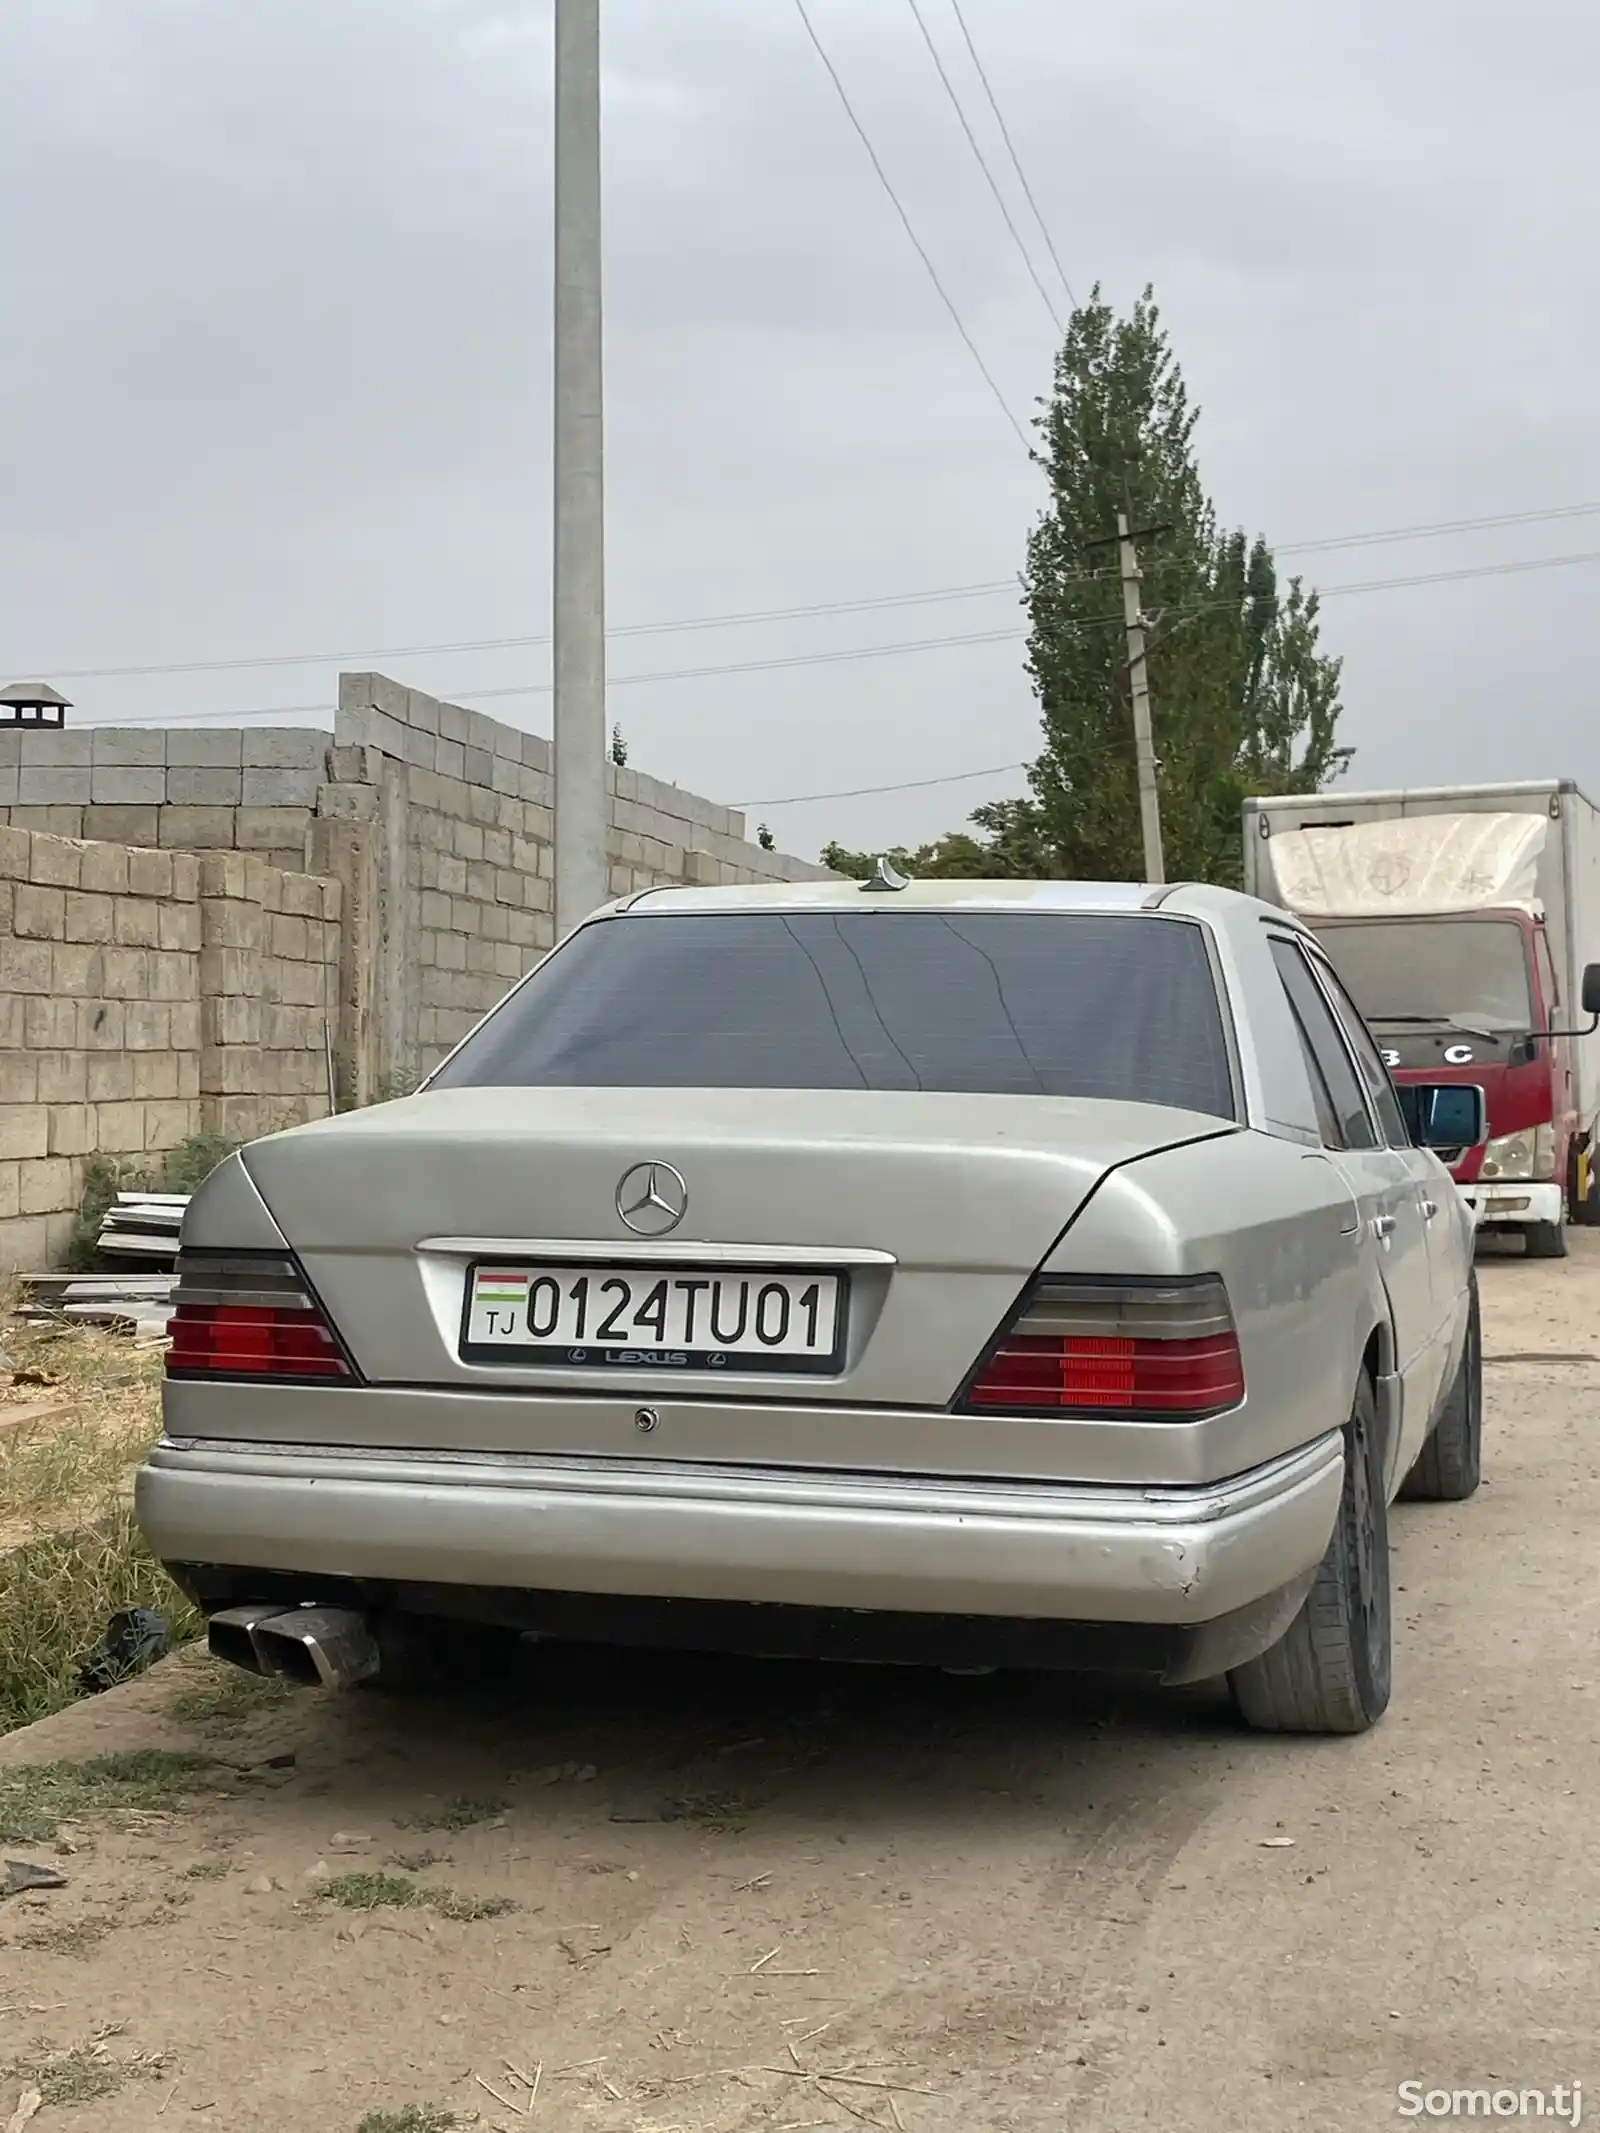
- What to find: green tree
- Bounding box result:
[821,287,1348,884]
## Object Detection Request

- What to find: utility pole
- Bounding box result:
[552,0,609,940]
[1116,508,1165,884]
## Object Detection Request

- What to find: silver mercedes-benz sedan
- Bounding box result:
[136,876,1485,1734]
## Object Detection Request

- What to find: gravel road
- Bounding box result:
[3,1237,1597,2132]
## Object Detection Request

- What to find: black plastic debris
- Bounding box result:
[3,1859,68,1898]
[77,1608,173,1694]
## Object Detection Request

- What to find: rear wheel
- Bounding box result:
[1399,1278,1482,1502]
[1228,1374,1391,1735]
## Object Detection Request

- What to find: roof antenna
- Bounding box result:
[859,854,911,894]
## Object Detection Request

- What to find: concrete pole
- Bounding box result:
[552,0,609,939]
[1117,509,1165,884]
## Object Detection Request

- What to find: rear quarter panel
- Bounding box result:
[1048,1128,1387,1484]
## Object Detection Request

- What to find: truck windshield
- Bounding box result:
[1312,919,1534,1033]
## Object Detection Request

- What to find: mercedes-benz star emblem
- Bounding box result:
[615,1161,688,1237]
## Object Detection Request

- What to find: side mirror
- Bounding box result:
[1400,1082,1488,1152]
[1583,963,1600,1018]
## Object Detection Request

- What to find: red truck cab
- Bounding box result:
[1312,907,1577,1255]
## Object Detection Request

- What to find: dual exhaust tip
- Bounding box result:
[207,1603,380,1690]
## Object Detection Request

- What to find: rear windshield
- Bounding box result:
[427,910,1237,1118]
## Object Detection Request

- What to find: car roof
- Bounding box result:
[606,877,1292,926]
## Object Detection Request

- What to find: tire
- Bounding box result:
[1228,1373,1391,1735]
[1399,1277,1482,1502]
[1524,1211,1568,1258]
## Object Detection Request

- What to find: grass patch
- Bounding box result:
[171,1660,294,1732]
[184,1859,231,1881]
[11,2025,170,2106]
[388,1849,449,1872]
[0,1749,216,1845]
[0,1325,199,1735]
[355,2110,458,2133]
[404,1794,506,1833]
[319,1872,515,1923]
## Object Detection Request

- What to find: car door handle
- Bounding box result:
[1420,1198,1438,1222]
[1372,1214,1397,1240]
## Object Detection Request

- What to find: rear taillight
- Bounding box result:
[960,1276,1244,1418]
[166,1252,354,1382]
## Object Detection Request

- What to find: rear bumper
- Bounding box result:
[136,1429,1344,1637]
[1459,1180,1561,1228]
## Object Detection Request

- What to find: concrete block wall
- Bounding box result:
[0,825,340,1270]
[331,675,831,1082]
[0,723,326,875]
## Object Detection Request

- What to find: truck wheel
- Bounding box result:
[1399,1277,1482,1502]
[1524,1211,1569,1258]
[1229,1373,1391,1735]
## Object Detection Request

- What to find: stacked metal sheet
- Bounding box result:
[97,1192,188,1267]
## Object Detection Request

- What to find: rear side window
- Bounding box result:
[1270,937,1379,1150]
[430,910,1238,1117]
[1313,958,1410,1148]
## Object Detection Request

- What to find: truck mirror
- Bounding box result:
[1401,1083,1488,1151]
[1583,963,1600,1018]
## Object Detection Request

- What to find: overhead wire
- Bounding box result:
[17,497,1600,688]
[791,0,1032,451]
[945,0,1079,313]
[901,0,1065,334]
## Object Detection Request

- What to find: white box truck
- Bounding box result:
[1243,780,1600,1256]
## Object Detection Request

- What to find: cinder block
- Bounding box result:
[127,847,175,899]
[83,805,160,848]
[315,781,379,825]
[132,1052,181,1100]
[198,945,261,996]
[79,842,131,896]
[400,728,437,773]
[159,804,237,849]
[166,727,244,767]
[143,1098,196,1151]
[0,732,18,766]
[102,947,153,999]
[152,950,197,1001]
[36,1052,87,1103]
[374,713,407,760]
[124,1001,172,1051]
[0,1163,17,1220]
[113,898,162,949]
[406,690,440,734]
[87,1053,136,1102]
[175,1051,199,1098]
[198,851,250,900]
[281,874,324,920]
[0,1213,52,1271]
[242,727,329,770]
[20,728,91,767]
[340,672,408,721]
[8,806,85,838]
[52,943,102,994]
[467,710,505,758]
[47,1104,96,1158]
[406,767,443,813]
[462,746,493,790]
[169,1001,202,1052]
[170,853,201,901]
[202,898,265,952]
[90,765,166,805]
[0,1105,50,1160]
[94,1099,147,1153]
[452,820,485,863]
[19,1157,75,1216]
[159,902,203,953]
[437,698,470,744]
[0,1053,38,1104]
[481,827,511,868]
[269,912,308,959]
[14,884,66,939]
[18,768,91,805]
[243,856,281,911]
[90,727,166,767]
[28,836,84,889]
[167,767,243,806]
[243,767,320,807]
[326,743,382,784]
[234,807,310,854]
[0,996,22,1048]
[0,769,19,807]
[434,737,466,782]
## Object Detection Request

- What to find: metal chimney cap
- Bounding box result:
[0,680,72,709]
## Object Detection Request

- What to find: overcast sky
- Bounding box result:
[2,0,1597,861]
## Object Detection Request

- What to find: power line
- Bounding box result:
[791,0,1032,452]
[945,0,1078,314]
[901,0,1064,334]
[21,496,1600,691]
[735,760,1025,809]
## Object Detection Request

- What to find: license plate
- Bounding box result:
[460,1263,846,1372]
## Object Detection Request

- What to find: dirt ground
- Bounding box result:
[3,1238,1597,2133]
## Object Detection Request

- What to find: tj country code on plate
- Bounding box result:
[462,1264,845,1371]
